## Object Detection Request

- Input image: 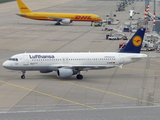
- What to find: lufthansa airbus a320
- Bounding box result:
[3,28,147,79]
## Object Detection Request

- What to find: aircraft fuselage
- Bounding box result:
[3,52,147,71]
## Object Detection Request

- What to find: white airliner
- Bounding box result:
[129,10,139,20]
[3,28,147,79]
[129,10,135,20]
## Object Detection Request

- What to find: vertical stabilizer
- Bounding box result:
[16,0,32,13]
[119,28,146,53]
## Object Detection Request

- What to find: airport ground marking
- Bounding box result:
[1,64,160,108]
[124,67,160,73]
[48,77,160,106]
[0,80,95,109]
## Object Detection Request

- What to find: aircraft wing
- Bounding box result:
[48,17,64,21]
[49,64,117,71]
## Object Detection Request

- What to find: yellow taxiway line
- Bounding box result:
[1,66,160,108]
[0,80,96,109]
[49,77,160,106]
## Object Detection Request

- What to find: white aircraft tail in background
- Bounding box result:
[129,10,140,20]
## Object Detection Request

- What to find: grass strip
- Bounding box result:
[0,0,15,3]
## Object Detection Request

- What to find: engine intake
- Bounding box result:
[57,68,73,78]
[61,19,71,24]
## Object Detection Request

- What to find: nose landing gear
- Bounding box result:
[21,71,26,79]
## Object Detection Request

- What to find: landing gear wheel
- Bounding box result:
[76,74,83,80]
[21,75,25,79]
[90,22,93,26]
[21,71,26,79]
[55,22,61,25]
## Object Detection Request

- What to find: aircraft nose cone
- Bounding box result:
[2,61,9,69]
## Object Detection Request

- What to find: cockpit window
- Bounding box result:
[9,58,18,61]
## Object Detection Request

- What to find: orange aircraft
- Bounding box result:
[16,0,102,25]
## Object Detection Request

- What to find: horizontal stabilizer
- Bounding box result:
[118,64,123,68]
[131,54,148,59]
[16,13,28,16]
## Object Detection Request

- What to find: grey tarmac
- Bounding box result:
[0,0,160,119]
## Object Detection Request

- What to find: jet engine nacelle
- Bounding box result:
[61,19,71,24]
[57,68,73,78]
[40,70,53,73]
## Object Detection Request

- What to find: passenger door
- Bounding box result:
[23,55,29,65]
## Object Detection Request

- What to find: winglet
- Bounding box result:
[119,28,146,53]
[16,0,32,13]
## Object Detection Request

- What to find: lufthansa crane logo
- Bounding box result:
[132,36,142,47]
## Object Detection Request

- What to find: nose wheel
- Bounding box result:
[21,71,26,79]
[21,75,25,79]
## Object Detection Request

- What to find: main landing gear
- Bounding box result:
[90,22,93,26]
[76,74,83,80]
[55,22,61,25]
[21,71,26,79]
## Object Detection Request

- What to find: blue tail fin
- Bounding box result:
[119,28,146,53]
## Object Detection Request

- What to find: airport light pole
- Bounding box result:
[153,0,156,31]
